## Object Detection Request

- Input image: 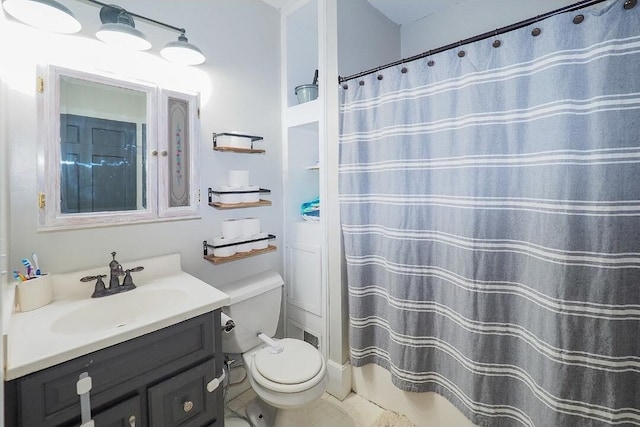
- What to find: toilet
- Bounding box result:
[217,270,327,425]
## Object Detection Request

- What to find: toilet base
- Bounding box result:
[245,396,278,427]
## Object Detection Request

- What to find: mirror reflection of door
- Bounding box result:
[60,114,138,213]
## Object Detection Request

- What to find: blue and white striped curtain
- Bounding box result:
[339,1,640,426]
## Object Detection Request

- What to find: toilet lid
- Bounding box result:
[254,338,323,385]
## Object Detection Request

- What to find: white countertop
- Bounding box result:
[4,253,229,380]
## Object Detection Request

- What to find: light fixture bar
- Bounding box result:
[85,0,185,34]
[4,0,206,65]
[85,0,204,64]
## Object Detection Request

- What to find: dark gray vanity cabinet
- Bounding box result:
[5,311,224,427]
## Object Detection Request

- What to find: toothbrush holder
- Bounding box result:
[17,274,53,312]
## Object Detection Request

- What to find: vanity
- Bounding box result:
[3,254,230,427]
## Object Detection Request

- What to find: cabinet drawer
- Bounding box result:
[92,395,142,427]
[148,359,219,427]
[11,312,215,427]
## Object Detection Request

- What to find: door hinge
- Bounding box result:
[37,77,44,93]
[197,107,200,119]
[198,189,201,202]
[38,192,45,209]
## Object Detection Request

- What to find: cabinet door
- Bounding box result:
[148,359,219,427]
[158,89,200,219]
[286,242,322,316]
[93,395,142,427]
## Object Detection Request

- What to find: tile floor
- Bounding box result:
[226,388,416,427]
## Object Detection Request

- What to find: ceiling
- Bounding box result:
[259,0,466,26]
[366,0,466,25]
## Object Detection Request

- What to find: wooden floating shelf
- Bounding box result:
[213,146,265,154]
[212,132,265,153]
[209,199,272,210]
[204,245,277,264]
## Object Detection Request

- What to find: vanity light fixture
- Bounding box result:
[2,0,206,65]
[95,4,151,51]
[2,0,82,33]
[89,2,205,64]
[161,33,205,66]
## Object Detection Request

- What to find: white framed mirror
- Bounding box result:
[37,65,200,230]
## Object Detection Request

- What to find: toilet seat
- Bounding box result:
[250,338,326,393]
[255,338,323,384]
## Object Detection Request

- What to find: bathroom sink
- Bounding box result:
[6,253,231,381]
[51,288,188,335]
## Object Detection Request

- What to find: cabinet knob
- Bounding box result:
[128,415,136,427]
[183,400,194,412]
[161,150,168,157]
[151,150,158,156]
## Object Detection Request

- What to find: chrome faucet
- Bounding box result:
[80,252,144,298]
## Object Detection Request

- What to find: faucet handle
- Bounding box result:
[81,274,108,298]
[121,266,143,290]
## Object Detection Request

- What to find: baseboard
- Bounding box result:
[326,359,352,400]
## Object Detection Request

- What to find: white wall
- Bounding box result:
[0,0,282,293]
[401,0,578,57]
[350,1,581,426]
[337,0,400,78]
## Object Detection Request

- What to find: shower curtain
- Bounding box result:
[339,1,640,426]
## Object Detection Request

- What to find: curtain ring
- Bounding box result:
[531,27,542,37]
[359,80,365,86]
[492,30,501,48]
[377,74,384,81]
[456,41,465,58]
[573,14,585,24]
[401,67,408,74]
[427,60,435,67]
[342,83,348,90]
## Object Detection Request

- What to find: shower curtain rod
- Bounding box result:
[338,0,618,83]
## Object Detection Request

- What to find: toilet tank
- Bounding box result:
[217,270,284,354]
